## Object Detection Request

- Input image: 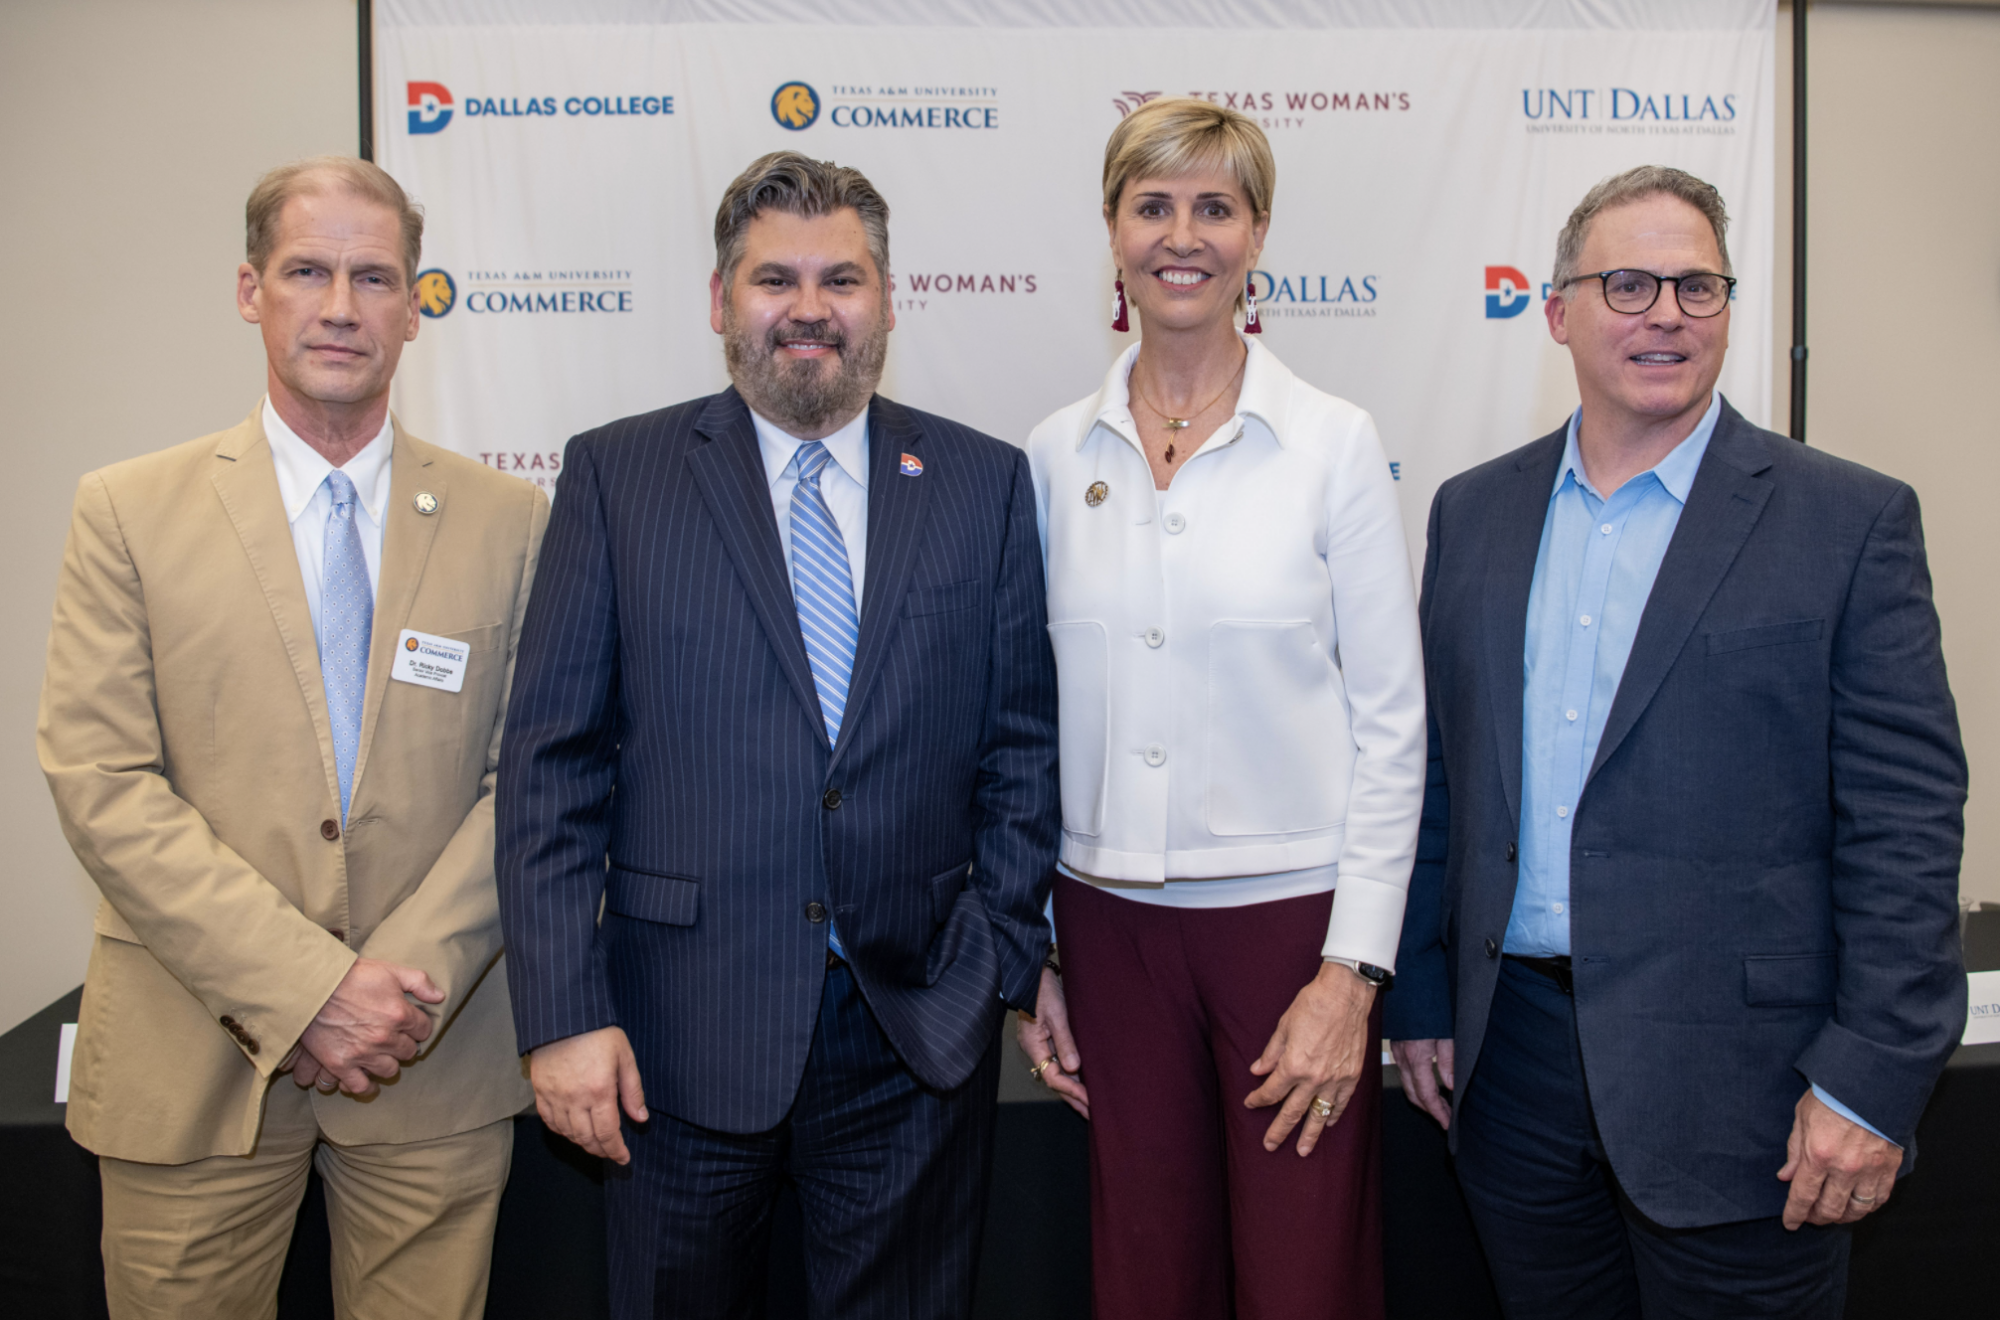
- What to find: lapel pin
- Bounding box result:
[412,491,439,515]
[1085,481,1108,507]
[899,453,924,476]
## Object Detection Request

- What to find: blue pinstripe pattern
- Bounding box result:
[607,964,1001,1320]
[496,388,1061,1317]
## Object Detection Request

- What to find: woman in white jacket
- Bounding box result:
[1016,98,1425,1319]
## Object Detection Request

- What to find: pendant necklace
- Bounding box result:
[1131,353,1247,464]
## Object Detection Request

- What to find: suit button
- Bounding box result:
[327,928,346,942]
[1506,842,1517,862]
[822,788,842,810]
[805,902,828,923]
[320,819,340,841]
[1484,937,1498,959]
[219,1015,238,1028]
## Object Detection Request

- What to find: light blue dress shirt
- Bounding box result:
[1506,392,1890,1143]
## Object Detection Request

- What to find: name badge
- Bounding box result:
[391,629,470,693]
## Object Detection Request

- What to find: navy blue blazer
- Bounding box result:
[496,388,1061,1133]
[1385,399,1967,1228]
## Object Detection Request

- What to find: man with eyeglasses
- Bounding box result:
[1386,166,1966,1316]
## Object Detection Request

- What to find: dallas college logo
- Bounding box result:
[1484,265,1534,319]
[772,83,820,130]
[408,82,454,134]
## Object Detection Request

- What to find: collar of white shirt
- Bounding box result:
[1085,334,1293,450]
[262,396,394,527]
[1555,390,1722,504]
[749,404,871,492]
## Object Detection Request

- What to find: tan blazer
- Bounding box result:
[39,407,548,1164]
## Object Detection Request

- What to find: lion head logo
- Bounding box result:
[415,269,456,318]
[405,637,420,651]
[771,82,820,131]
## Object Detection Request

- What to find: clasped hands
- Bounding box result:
[1016,959,1380,1156]
[284,957,445,1098]
[1389,1039,1903,1229]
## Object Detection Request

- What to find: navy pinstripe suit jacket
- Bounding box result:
[496,388,1061,1133]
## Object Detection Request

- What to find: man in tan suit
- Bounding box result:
[37,156,546,1319]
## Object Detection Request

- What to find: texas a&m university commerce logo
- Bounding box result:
[772,82,820,130]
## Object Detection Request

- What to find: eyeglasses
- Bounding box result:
[1562,269,1736,318]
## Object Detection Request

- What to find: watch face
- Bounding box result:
[1358,963,1391,984]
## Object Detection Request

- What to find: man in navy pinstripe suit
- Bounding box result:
[496,152,1062,1318]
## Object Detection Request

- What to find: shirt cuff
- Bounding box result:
[1811,1084,1898,1147]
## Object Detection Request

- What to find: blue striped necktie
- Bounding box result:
[321,470,373,822]
[789,441,860,746]
[790,441,858,961]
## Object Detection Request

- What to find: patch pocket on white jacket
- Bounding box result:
[1047,620,1108,837]
[1207,620,1347,836]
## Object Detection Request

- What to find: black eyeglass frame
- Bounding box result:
[1560,269,1738,318]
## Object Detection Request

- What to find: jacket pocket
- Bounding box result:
[1206,620,1347,836]
[1743,953,1836,1006]
[604,866,700,927]
[1047,621,1108,837]
[902,580,982,617]
[1706,619,1824,655]
[929,861,972,925]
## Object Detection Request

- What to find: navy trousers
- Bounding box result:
[606,962,1003,1320]
[1455,959,1850,1319]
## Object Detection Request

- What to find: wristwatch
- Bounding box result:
[1326,956,1392,987]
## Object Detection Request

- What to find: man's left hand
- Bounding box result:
[1777,1088,1901,1229]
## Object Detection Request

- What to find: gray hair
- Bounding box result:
[246,156,423,283]
[1552,165,1732,292]
[713,152,891,290]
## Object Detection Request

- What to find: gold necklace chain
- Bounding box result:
[1130,351,1247,464]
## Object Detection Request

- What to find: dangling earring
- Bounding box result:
[1111,277,1130,332]
[1243,276,1262,335]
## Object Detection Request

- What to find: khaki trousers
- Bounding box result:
[98,1079,513,1320]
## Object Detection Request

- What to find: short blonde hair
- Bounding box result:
[1102,98,1276,220]
[245,156,424,283]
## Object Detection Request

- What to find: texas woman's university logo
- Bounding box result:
[771,82,820,130]
[416,269,457,318]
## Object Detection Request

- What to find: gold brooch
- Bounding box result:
[1084,481,1108,508]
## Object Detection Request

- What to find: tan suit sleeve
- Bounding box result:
[38,472,354,1077]
[357,484,550,1038]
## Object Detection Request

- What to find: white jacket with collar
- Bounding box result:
[1026,338,1425,968]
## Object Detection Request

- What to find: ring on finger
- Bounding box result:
[1029,1055,1059,1081]
[1849,1192,1877,1204]
[1309,1095,1335,1120]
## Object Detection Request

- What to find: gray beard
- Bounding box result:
[722,306,889,437]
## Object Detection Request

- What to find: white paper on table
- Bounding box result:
[54,1023,77,1103]
[1965,972,2000,1046]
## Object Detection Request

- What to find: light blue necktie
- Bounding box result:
[790,441,859,961]
[321,470,373,822]
[790,441,860,745]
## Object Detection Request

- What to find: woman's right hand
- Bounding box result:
[1016,965,1089,1118]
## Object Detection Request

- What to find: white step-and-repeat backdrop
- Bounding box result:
[376,0,1775,562]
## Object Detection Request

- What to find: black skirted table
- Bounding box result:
[4,970,1995,1318]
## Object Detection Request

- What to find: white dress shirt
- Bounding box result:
[1026,339,1426,969]
[750,406,871,609]
[262,397,392,647]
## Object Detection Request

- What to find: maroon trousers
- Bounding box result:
[1053,875,1385,1320]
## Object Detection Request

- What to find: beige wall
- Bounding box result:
[0,0,357,1034]
[1,2,1994,1033]
[1774,1,2000,912]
